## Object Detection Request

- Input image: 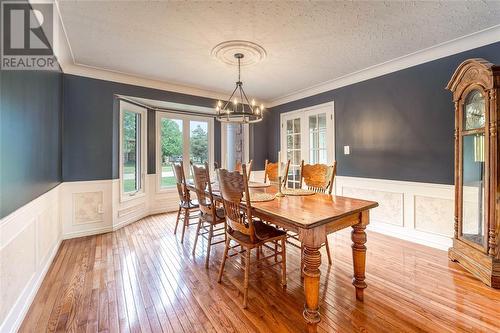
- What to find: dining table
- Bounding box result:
[187,181,378,333]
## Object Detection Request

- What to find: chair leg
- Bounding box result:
[274,241,278,262]
[192,217,202,255]
[174,206,182,234]
[205,224,214,269]
[243,247,251,309]
[325,237,333,266]
[281,238,287,287]
[180,208,189,243]
[218,237,230,283]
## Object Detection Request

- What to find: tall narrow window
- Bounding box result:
[160,117,183,187]
[190,120,209,167]
[120,101,147,198]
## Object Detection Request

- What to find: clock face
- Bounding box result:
[463,90,485,130]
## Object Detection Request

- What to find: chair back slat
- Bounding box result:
[172,162,191,202]
[191,162,214,216]
[264,159,290,187]
[217,165,255,242]
[300,161,337,194]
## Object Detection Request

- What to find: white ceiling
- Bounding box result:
[57,1,500,103]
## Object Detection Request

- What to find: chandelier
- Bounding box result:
[215,53,264,123]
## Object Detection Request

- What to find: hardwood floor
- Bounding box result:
[19,213,500,333]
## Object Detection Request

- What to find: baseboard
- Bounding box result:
[0,239,62,333]
[368,222,452,251]
[62,225,114,240]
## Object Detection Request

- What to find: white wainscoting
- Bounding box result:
[335,176,454,250]
[0,185,62,333]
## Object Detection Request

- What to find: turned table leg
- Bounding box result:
[299,226,325,333]
[351,211,368,301]
[303,245,321,333]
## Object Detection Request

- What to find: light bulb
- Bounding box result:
[251,99,255,106]
[217,100,222,107]
[260,104,264,110]
[216,106,220,112]
[256,107,260,115]
[233,98,238,105]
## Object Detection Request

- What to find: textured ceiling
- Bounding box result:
[57,1,500,102]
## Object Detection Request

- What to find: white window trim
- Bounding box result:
[156,111,215,193]
[220,123,250,169]
[279,101,335,187]
[119,101,148,203]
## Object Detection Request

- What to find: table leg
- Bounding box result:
[351,221,367,301]
[303,245,321,333]
[299,226,325,333]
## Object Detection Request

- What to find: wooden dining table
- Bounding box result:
[187,181,378,333]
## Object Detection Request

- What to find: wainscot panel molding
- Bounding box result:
[0,185,62,333]
[335,176,454,250]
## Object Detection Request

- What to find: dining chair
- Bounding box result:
[263,159,290,188]
[190,161,226,268]
[217,164,287,308]
[235,159,253,180]
[292,161,337,269]
[172,161,199,243]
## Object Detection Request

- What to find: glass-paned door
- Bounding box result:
[281,103,334,190]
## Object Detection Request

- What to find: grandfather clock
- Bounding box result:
[447,58,499,288]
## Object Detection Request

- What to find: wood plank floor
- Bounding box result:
[19,213,500,333]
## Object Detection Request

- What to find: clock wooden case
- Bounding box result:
[447,58,499,288]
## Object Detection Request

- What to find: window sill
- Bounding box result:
[120,191,146,203]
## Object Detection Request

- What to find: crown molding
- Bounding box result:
[267,25,500,108]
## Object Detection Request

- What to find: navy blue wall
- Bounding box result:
[62,75,235,181]
[268,42,500,185]
[1,69,63,218]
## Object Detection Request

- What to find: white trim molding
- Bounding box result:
[268,25,500,107]
[335,176,454,251]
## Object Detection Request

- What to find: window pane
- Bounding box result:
[287,119,293,134]
[293,118,300,132]
[319,149,327,164]
[309,115,317,131]
[160,118,183,188]
[318,113,326,129]
[319,130,326,149]
[123,111,140,193]
[190,121,209,167]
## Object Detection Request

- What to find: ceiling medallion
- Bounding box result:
[215,52,264,124]
[211,40,267,66]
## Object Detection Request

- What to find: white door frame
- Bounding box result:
[221,123,250,169]
[279,101,335,168]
